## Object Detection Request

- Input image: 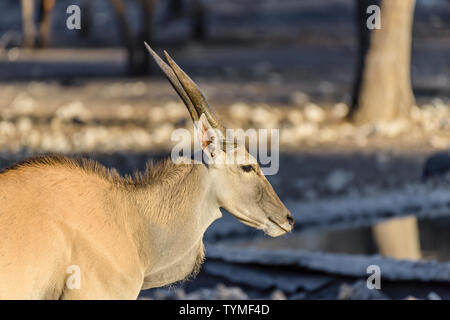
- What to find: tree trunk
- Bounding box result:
[111,0,156,75]
[36,0,55,48]
[167,0,183,20]
[136,0,156,75]
[372,216,421,260]
[80,0,92,38]
[191,0,207,41]
[21,0,36,48]
[349,0,378,115]
[351,0,416,123]
[111,0,138,75]
[351,0,421,260]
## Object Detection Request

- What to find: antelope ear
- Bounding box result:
[195,113,222,161]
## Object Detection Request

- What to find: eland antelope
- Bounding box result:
[0,43,293,299]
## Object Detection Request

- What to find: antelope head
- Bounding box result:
[145,43,294,237]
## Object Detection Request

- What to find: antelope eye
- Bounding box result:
[241,165,253,172]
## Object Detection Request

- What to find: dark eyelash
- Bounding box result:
[241,165,253,172]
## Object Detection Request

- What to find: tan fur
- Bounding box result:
[0,145,292,299]
[0,155,214,299]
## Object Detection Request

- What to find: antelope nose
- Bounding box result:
[287,213,294,227]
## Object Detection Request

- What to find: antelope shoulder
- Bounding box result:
[0,156,144,299]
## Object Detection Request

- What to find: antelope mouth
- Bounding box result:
[267,217,293,235]
[228,211,292,236]
[233,214,264,229]
[228,211,265,230]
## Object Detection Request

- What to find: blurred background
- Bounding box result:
[0,0,450,300]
